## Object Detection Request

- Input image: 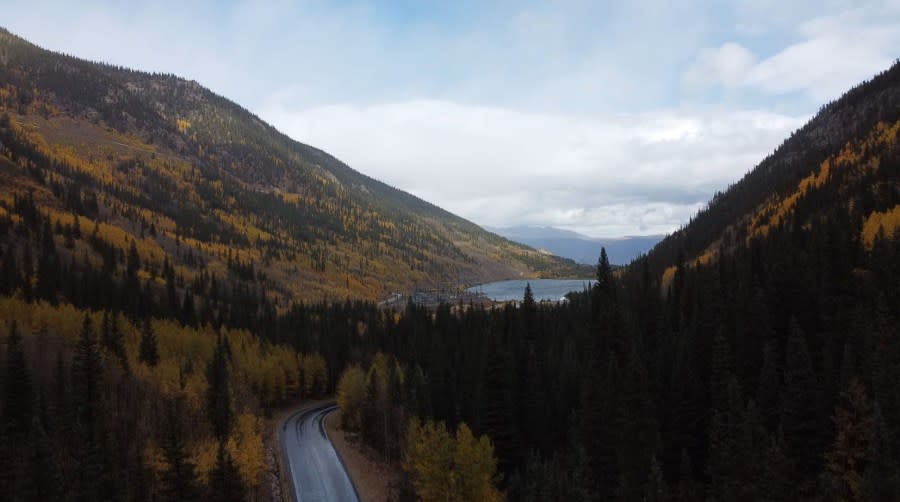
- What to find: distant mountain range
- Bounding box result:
[487,226,663,265]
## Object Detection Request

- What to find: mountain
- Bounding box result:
[589,61,900,499]
[487,225,662,265]
[635,61,900,287]
[0,28,588,310]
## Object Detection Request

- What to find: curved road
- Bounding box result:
[282,403,360,502]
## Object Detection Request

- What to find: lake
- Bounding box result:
[467,279,595,302]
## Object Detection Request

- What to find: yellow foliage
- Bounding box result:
[405,419,502,502]
[227,413,266,487]
[47,209,167,265]
[336,365,367,431]
[749,119,900,242]
[301,352,328,398]
[191,413,264,488]
[406,419,456,502]
[661,266,676,293]
[453,423,502,502]
[862,204,900,249]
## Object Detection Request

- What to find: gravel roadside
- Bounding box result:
[325,410,401,502]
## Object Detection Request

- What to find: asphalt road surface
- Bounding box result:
[283,403,360,502]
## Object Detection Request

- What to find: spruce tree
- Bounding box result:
[482,338,517,479]
[160,399,201,501]
[864,404,900,501]
[780,319,823,484]
[25,415,59,502]
[138,317,159,367]
[206,334,233,441]
[756,342,781,432]
[643,454,667,502]
[71,314,109,502]
[101,311,129,373]
[823,378,874,501]
[4,320,31,437]
[207,441,245,502]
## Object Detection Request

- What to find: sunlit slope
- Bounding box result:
[0,28,587,302]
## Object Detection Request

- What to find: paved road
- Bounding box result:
[282,403,360,502]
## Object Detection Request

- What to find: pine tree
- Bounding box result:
[582,354,620,499]
[361,367,383,454]
[780,318,823,484]
[160,399,201,501]
[207,441,246,502]
[643,454,667,502]
[757,342,781,433]
[206,334,233,441]
[101,311,129,373]
[616,349,660,501]
[757,428,793,502]
[481,338,517,479]
[25,414,59,502]
[4,320,31,437]
[822,378,891,501]
[864,404,900,501]
[676,449,699,502]
[138,317,159,367]
[71,314,109,502]
[594,247,614,306]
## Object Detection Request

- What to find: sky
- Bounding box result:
[3,0,900,237]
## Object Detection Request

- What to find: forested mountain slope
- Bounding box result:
[0,28,584,308]
[323,62,900,500]
[643,61,900,284]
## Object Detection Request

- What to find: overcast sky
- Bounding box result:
[3,0,899,237]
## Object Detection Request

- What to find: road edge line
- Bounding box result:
[276,400,332,502]
[320,406,364,502]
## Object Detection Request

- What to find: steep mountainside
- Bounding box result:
[638,62,900,284]
[0,28,585,306]
[594,62,900,499]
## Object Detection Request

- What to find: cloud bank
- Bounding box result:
[2,0,899,237]
[262,100,806,237]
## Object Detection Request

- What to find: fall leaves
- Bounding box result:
[406,420,503,502]
[336,356,503,501]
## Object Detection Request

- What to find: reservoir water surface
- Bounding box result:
[467,279,595,302]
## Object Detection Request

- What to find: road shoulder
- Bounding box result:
[325,410,401,502]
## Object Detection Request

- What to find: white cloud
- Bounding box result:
[682,42,757,91]
[684,6,900,102]
[745,12,899,100]
[3,0,897,238]
[260,100,806,238]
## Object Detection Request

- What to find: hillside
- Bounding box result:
[0,27,586,311]
[639,61,900,286]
